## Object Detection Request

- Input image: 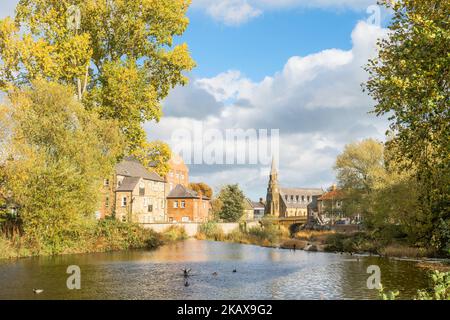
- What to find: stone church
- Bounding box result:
[265,158,323,218]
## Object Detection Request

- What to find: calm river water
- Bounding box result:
[0,239,431,300]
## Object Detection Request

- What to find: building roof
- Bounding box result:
[116,157,164,182]
[280,188,323,196]
[318,189,345,201]
[167,184,209,200]
[279,188,323,209]
[116,176,141,192]
[251,201,265,209]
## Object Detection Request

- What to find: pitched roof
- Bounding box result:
[251,201,265,209]
[116,176,140,192]
[116,157,164,182]
[167,184,209,200]
[280,188,323,196]
[318,189,345,201]
[279,188,322,209]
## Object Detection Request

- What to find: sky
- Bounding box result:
[1,0,392,200]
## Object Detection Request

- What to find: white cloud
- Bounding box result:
[147,21,389,199]
[192,0,377,25]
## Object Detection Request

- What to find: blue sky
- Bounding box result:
[183,8,366,81]
[1,0,391,200]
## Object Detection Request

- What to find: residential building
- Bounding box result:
[98,157,166,223]
[166,184,211,223]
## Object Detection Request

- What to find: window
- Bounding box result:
[176,173,180,179]
[291,195,294,202]
[105,196,109,208]
[296,195,299,202]
[104,179,110,186]
[169,183,173,191]
[181,174,184,180]
[302,195,305,202]
[143,197,148,209]
[181,216,189,222]
[285,195,288,201]
[169,171,174,177]
[154,201,158,210]
[139,182,145,196]
[203,202,206,209]
[307,196,310,202]
[181,200,185,208]
[148,205,153,213]
[121,196,127,207]
[173,201,178,208]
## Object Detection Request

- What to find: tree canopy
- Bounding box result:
[364,0,449,250]
[0,79,122,253]
[217,184,245,222]
[0,0,195,151]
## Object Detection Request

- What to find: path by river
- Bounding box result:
[0,239,430,300]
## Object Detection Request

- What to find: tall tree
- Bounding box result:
[0,79,122,254]
[0,0,195,151]
[364,0,449,249]
[217,184,245,222]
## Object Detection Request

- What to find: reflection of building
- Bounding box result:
[166,184,211,223]
[98,157,166,223]
[317,185,345,222]
[265,158,323,218]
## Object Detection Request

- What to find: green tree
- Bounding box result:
[0,79,122,254]
[217,184,245,222]
[0,0,196,151]
[334,139,385,219]
[364,0,449,250]
[189,182,213,199]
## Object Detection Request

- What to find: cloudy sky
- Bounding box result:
[1,0,391,200]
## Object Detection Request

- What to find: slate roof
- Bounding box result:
[116,157,164,182]
[116,176,140,192]
[167,184,210,200]
[280,188,323,209]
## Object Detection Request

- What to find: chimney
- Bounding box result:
[259,198,263,204]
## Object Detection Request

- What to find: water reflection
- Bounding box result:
[0,239,429,300]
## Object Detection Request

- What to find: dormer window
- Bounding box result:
[104,179,109,186]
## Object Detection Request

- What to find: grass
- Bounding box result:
[196,220,289,247]
[0,218,189,260]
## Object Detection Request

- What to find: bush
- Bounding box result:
[161,226,188,242]
[197,221,225,241]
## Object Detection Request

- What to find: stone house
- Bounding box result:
[98,157,166,223]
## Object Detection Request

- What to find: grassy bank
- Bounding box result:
[195,220,289,247]
[195,221,449,260]
[0,220,187,260]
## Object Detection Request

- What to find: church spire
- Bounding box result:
[270,156,278,175]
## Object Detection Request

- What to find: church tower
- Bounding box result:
[265,157,280,216]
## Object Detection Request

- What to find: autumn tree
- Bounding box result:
[189,182,213,198]
[0,0,195,152]
[0,80,122,254]
[217,184,245,222]
[364,0,449,250]
[133,140,172,177]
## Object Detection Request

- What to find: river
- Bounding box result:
[0,239,431,300]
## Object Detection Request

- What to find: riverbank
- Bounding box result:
[0,220,187,260]
[195,221,450,263]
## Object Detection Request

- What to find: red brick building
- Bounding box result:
[166,184,211,223]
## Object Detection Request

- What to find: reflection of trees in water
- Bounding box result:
[338,256,429,299]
